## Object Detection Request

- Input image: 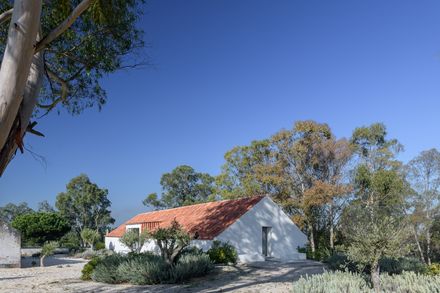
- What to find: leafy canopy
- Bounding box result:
[56,174,114,235]
[12,212,70,246]
[0,0,145,116]
[0,202,34,223]
[120,229,149,253]
[144,165,215,209]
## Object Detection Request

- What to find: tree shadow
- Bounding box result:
[21,254,85,268]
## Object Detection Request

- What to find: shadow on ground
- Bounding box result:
[21,254,84,268]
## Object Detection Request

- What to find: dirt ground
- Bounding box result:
[0,255,325,293]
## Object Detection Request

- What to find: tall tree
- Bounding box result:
[350,122,403,171]
[0,0,145,175]
[37,200,55,212]
[217,120,353,256]
[216,139,276,199]
[342,168,411,292]
[143,165,215,209]
[406,148,440,265]
[55,174,114,236]
[343,123,411,291]
[0,202,33,223]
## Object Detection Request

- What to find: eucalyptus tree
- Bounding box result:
[0,0,145,175]
[217,120,353,256]
[144,165,216,209]
[55,174,114,237]
[406,148,440,265]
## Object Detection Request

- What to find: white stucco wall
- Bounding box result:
[0,222,21,268]
[215,197,307,262]
[105,197,307,263]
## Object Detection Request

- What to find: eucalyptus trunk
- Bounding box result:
[412,225,425,264]
[329,203,334,250]
[0,0,42,164]
[426,229,432,265]
[308,222,316,257]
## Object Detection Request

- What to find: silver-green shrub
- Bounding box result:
[117,254,170,284]
[292,271,370,293]
[170,253,213,283]
[91,254,126,284]
[292,271,440,293]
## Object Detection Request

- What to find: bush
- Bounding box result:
[59,231,81,252]
[95,242,105,251]
[170,253,213,283]
[81,257,101,280]
[379,257,427,275]
[90,251,213,285]
[325,254,427,275]
[292,271,440,293]
[92,254,126,284]
[207,241,238,264]
[117,254,170,284]
[325,253,357,272]
[427,263,440,276]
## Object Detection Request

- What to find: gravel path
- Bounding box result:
[0,256,325,293]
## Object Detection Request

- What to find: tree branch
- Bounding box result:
[0,8,12,25]
[35,0,93,53]
[37,66,69,116]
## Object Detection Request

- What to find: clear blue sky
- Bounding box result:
[1,0,440,225]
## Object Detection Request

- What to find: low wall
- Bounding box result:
[21,248,70,257]
[0,222,21,268]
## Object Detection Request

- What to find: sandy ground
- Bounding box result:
[0,255,325,293]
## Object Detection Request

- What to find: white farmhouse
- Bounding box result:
[105,196,307,263]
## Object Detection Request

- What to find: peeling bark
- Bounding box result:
[0,0,42,157]
[0,49,44,175]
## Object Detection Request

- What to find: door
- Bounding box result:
[262,227,271,257]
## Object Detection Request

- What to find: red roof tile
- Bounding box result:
[107,196,265,240]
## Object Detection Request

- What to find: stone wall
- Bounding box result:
[0,221,21,268]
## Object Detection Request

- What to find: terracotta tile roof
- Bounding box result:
[107,196,265,240]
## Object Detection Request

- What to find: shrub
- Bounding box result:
[292,271,440,293]
[297,246,307,253]
[95,242,105,251]
[117,254,170,284]
[427,263,440,276]
[81,228,101,250]
[379,257,427,275]
[170,253,213,283]
[91,251,213,285]
[59,231,81,252]
[207,241,238,264]
[325,253,357,272]
[92,254,126,284]
[325,254,426,275]
[292,271,370,293]
[40,241,58,267]
[81,257,101,280]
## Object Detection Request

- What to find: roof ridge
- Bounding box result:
[140,195,265,215]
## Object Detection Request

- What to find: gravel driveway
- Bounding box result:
[0,256,325,293]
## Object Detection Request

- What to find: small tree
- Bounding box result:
[40,241,58,267]
[343,204,410,291]
[120,229,149,253]
[80,228,100,250]
[150,219,191,265]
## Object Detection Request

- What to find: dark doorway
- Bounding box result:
[262,227,271,257]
